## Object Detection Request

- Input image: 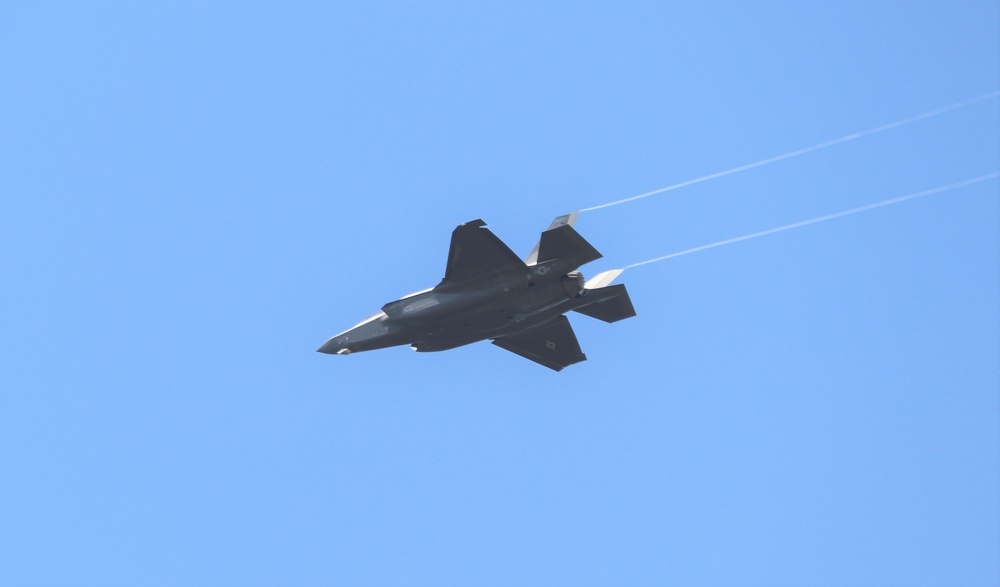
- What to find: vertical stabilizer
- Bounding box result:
[584,269,624,290]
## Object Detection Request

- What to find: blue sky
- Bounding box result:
[1,2,997,586]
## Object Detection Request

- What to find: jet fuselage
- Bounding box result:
[317,261,586,355]
[317,215,636,370]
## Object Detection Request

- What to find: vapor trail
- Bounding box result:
[622,173,999,270]
[582,91,1000,213]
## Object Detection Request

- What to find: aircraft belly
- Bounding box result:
[318,316,416,354]
[409,299,555,351]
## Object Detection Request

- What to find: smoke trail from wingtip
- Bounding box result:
[582,91,1000,213]
[621,173,1000,270]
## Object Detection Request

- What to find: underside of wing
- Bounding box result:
[491,316,587,371]
[443,219,526,283]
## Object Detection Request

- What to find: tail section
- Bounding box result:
[584,269,624,290]
[524,212,634,323]
[574,284,637,323]
[535,224,602,267]
[525,211,579,265]
[525,211,602,270]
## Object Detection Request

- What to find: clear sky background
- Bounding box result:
[2,2,998,586]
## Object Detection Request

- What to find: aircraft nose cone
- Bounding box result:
[317,337,349,354]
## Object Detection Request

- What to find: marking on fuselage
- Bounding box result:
[545,340,556,350]
[402,297,440,313]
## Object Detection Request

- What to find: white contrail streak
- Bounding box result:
[581,91,1000,212]
[622,173,999,270]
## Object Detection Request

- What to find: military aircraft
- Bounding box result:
[317,212,636,371]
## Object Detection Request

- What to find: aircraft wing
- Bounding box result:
[492,316,587,371]
[443,219,525,282]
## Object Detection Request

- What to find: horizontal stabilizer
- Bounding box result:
[574,284,636,323]
[492,316,587,371]
[526,212,578,264]
[535,224,602,267]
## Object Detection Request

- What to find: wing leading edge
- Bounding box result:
[491,316,587,371]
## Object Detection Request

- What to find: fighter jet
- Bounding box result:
[317,212,636,371]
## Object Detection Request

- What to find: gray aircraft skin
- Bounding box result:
[317,212,636,371]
